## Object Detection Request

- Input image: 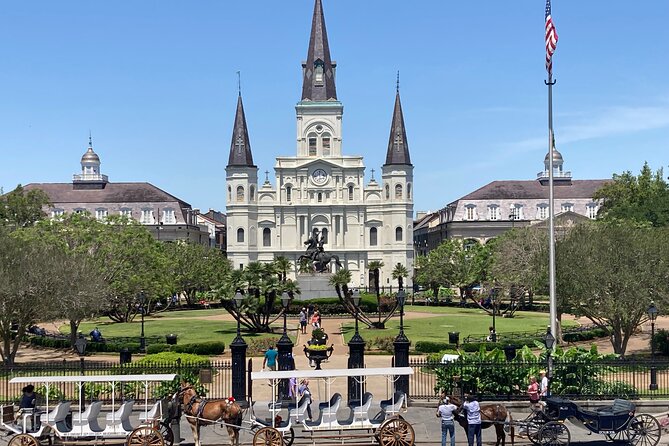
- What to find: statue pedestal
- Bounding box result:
[297,274,334,300]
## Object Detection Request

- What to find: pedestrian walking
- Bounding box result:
[299,379,313,421]
[539,370,550,399]
[311,312,320,329]
[299,308,308,334]
[263,345,278,371]
[436,396,458,446]
[462,394,482,446]
[527,376,540,407]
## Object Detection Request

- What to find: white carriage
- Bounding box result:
[1,374,177,446]
[248,367,414,446]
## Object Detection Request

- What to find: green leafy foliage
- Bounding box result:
[0,184,51,228]
[136,352,211,398]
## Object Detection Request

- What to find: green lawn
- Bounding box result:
[62,317,296,346]
[342,308,577,344]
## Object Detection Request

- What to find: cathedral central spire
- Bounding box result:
[227,94,255,167]
[384,85,412,166]
[301,0,337,101]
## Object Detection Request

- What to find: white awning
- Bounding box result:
[251,367,413,381]
[9,374,178,384]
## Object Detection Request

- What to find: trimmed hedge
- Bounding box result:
[562,327,609,343]
[145,342,225,356]
[28,336,143,353]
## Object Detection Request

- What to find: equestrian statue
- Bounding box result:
[298,228,343,273]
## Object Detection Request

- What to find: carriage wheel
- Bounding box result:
[605,429,631,443]
[378,418,415,446]
[538,421,570,446]
[627,414,661,446]
[526,412,550,445]
[252,427,283,446]
[281,427,295,446]
[158,422,174,446]
[127,426,165,446]
[8,435,38,446]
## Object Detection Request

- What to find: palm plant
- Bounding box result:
[368,260,384,324]
[274,256,292,283]
[392,263,409,290]
[298,257,314,275]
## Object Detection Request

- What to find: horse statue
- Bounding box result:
[175,383,243,446]
[448,394,515,446]
[298,251,343,273]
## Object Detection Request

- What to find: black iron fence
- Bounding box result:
[0,360,231,404]
[409,358,669,401]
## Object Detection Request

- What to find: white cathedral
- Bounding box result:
[225,0,414,287]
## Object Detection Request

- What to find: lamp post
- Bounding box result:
[648,302,658,391]
[277,291,294,401]
[544,327,556,396]
[394,289,410,398]
[491,293,497,343]
[74,333,87,410]
[348,288,366,404]
[138,290,146,353]
[230,291,247,402]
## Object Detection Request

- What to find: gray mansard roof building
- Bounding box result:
[414,146,610,254]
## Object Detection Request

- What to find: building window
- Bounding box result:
[465,205,477,221]
[74,208,86,214]
[407,183,412,199]
[250,185,255,201]
[237,228,245,243]
[322,134,331,156]
[140,209,153,224]
[308,136,317,156]
[561,203,573,213]
[163,209,176,224]
[314,60,324,86]
[236,186,245,202]
[286,186,292,202]
[587,203,598,219]
[263,228,271,247]
[385,185,390,199]
[510,205,522,221]
[395,184,403,199]
[370,227,378,246]
[348,185,354,201]
[51,209,64,218]
[228,186,232,201]
[321,228,328,244]
[537,204,549,220]
[395,226,403,242]
[317,192,323,203]
[120,208,132,219]
[487,205,499,221]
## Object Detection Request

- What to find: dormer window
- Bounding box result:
[314,59,324,86]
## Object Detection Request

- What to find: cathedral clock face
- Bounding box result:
[312,168,328,185]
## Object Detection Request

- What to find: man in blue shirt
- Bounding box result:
[263,345,278,371]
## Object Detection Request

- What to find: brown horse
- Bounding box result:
[449,395,515,446]
[176,384,243,446]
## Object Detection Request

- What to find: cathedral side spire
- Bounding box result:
[227,94,255,167]
[301,0,337,101]
[384,86,412,166]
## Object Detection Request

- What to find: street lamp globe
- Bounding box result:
[138,290,146,305]
[281,291,291,308]
[351,288,361,307]
[233,290,244,308]
[648,302,658,322]
[397,289,406,307]
[544,328,556,350]
[75,333,87,357]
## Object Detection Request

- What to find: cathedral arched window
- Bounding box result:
[321,228,328,244]
[286,186,292,202]
[263,228,271,247]
[385,185,390,199]
[395,184,403,199]
[237,228,245,243]
[314,59,324,86]
[236,186,245,202]
[348,185,354,201]
[322,133,331,156]
[370,227,378,246]
[228,186,232,201]
[308,133,318,156]
[250,185,255,201]
[395,226,403,242]
[317,193,323,203]
[407,183,412,199]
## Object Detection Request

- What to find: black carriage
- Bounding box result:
[523,397,661,446]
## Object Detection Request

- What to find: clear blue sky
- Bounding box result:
[1,1,667,215]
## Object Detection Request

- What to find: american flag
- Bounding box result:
[545,0,558,75]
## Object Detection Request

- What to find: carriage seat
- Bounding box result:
[289,394,311,423]
[597,399,635,416]
[43,401,72,432]
[72,401,103,432]
[316,393,342,425]
[346,392,373,425]
[379,391,405,417]
[105,400,134,431]
[138,400,162,423]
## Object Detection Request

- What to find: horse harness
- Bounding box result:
[186,395,209,420]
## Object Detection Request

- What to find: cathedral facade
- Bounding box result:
[225,0,414,287]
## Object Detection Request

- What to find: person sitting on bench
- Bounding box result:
[90,327,103,342]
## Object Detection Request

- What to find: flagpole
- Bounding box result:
[546,74,557,345]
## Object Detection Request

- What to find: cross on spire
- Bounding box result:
[265,170,270,183]
[370,168,375,180]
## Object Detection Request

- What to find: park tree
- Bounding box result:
[0,184,51,228]
[163,241,229,306]
[556,221,669,355]
[391,263,408,290]
[215,260,299,333]
[594,162,669,227]
[274,256,292,283]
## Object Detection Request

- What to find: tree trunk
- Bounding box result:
[69,320,80,348]
[374,270,381,324]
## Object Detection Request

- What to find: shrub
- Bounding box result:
[369,336,396,353]
[415,341,456,353]
[143,342,225,356]
[247,337,281,356]
[653,329,669,355]
[136,352,210,367]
